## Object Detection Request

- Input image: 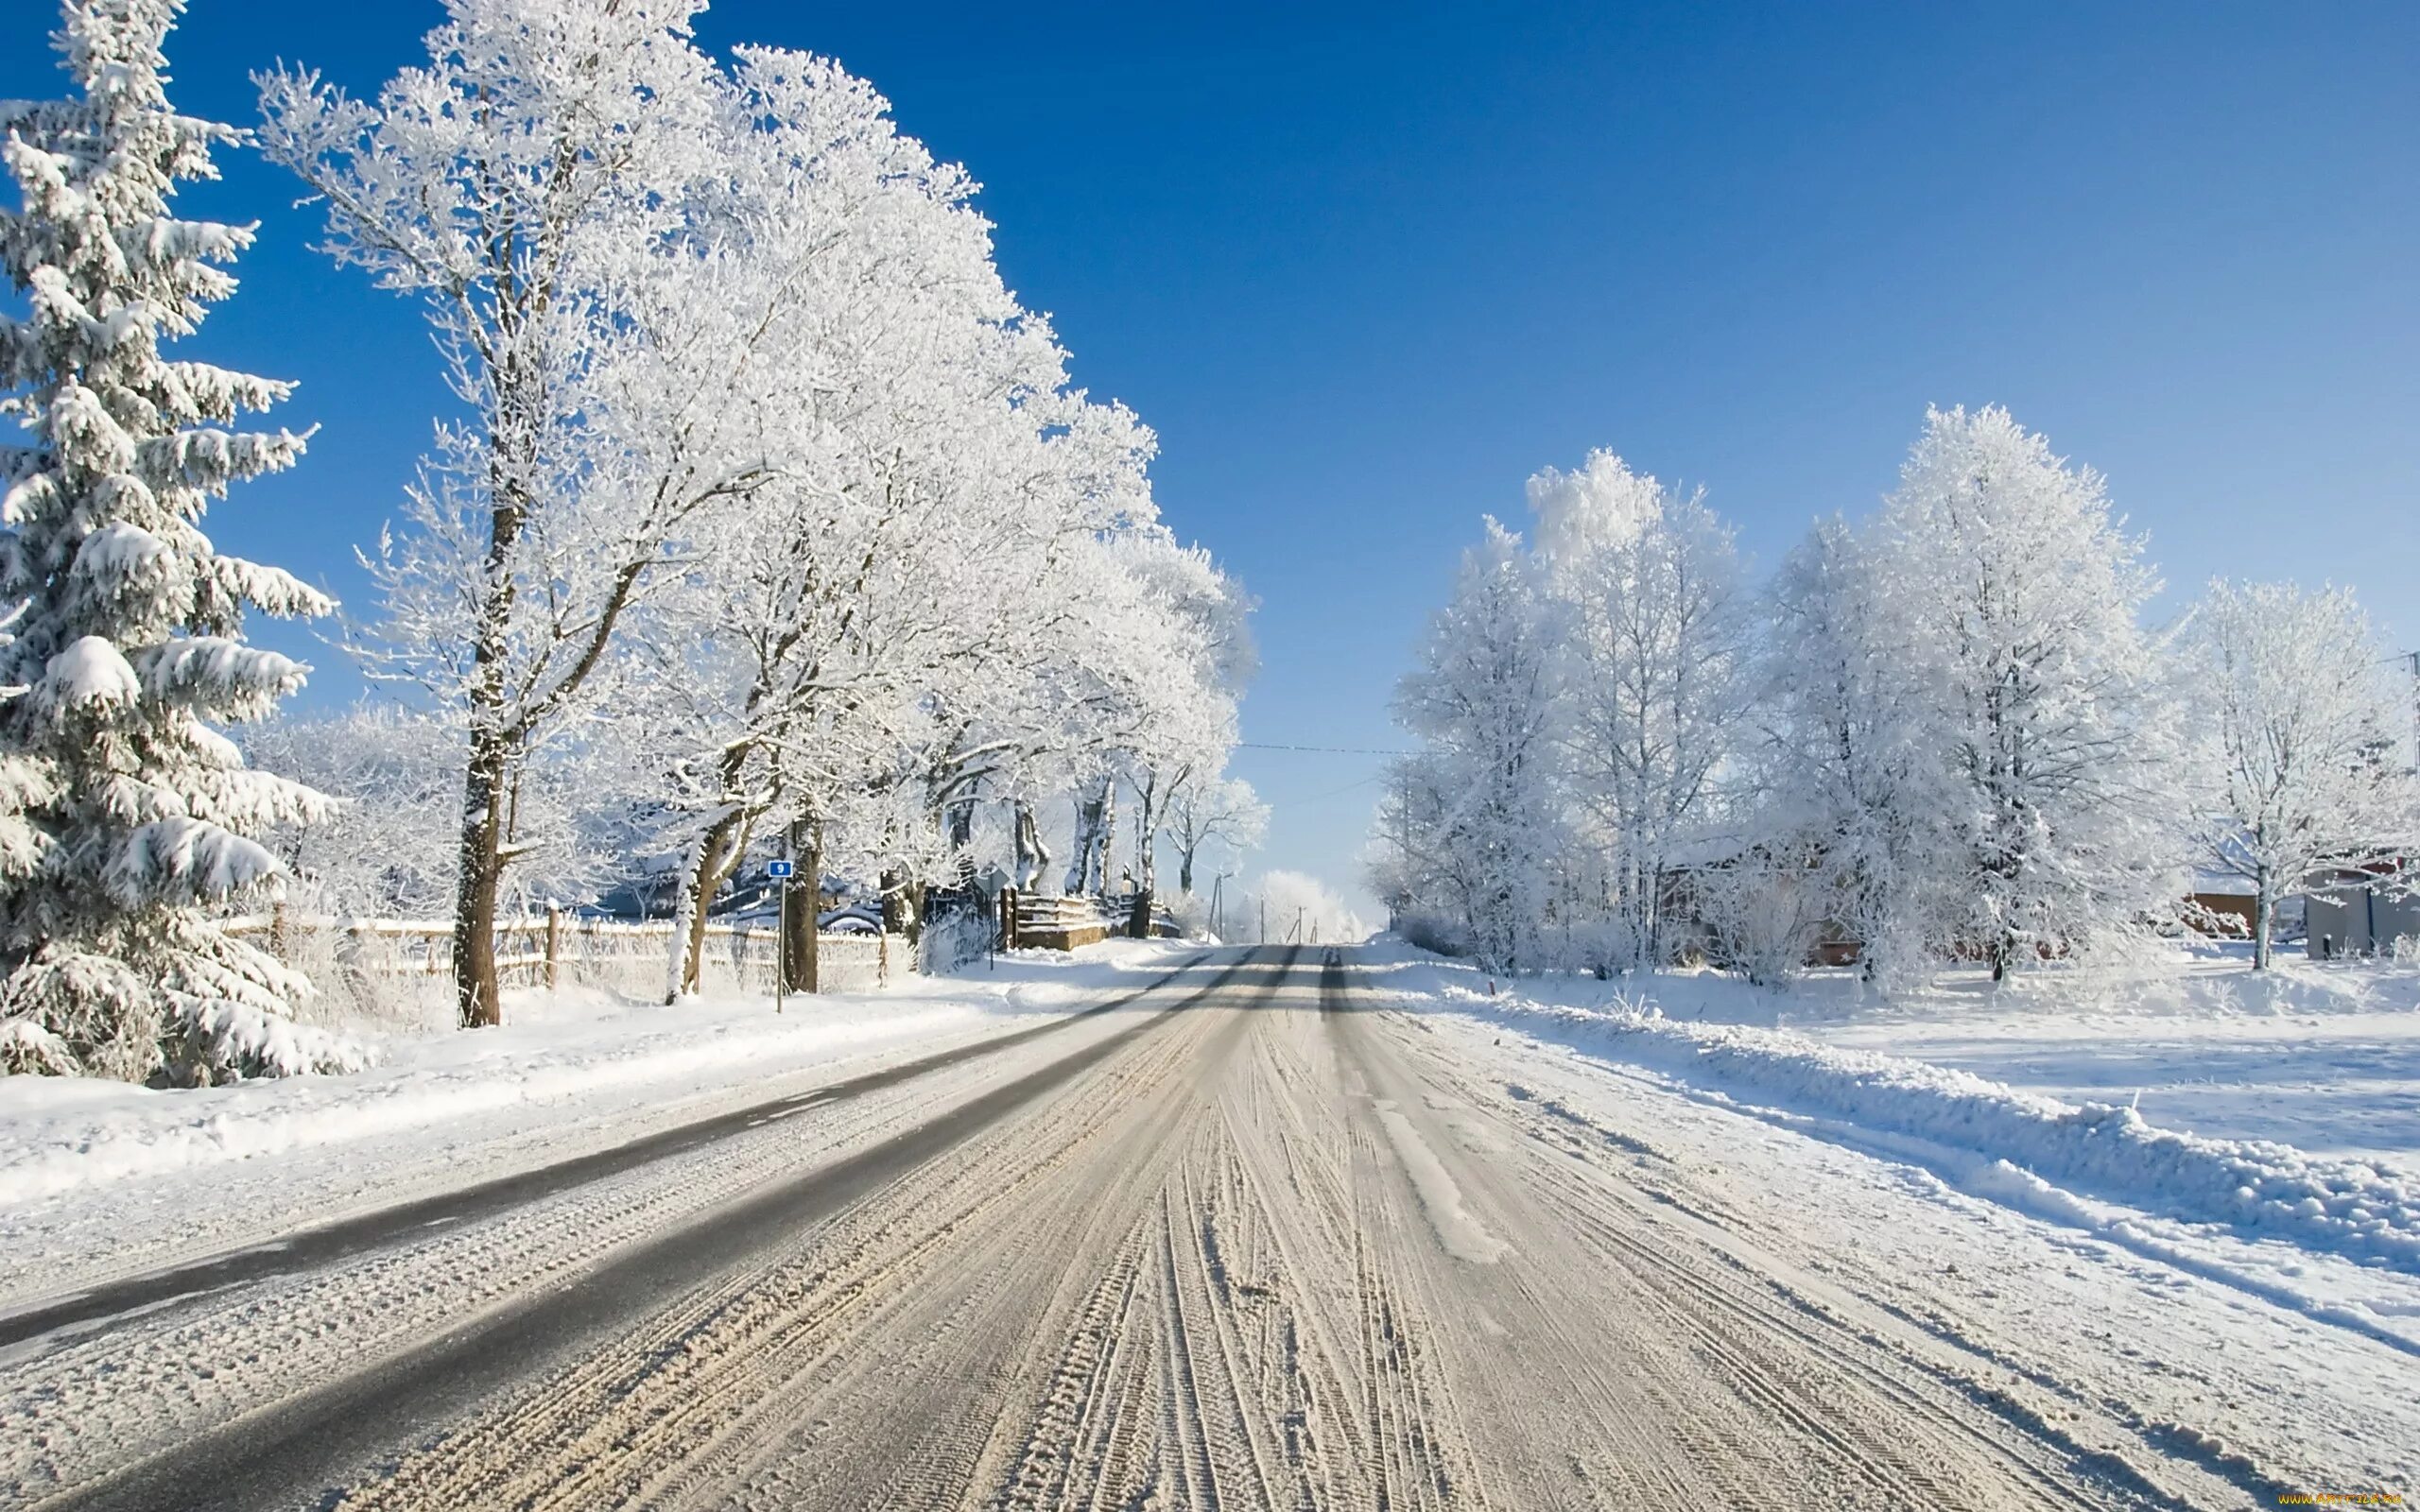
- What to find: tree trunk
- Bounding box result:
[785,817,819,994]
[1064,785,1105,895]
[2253,865,2273,971]
[668,738,758,1002]
[881,866,923,944]
[1178,849,1195,895]
[1127,776,1158,942]
[670,808,750,1003]
[1013,801,1048,892]
[945,799,976,886]
[453,327,543,1031]
[453,732,509,1028]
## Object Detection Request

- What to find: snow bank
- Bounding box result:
[0,940,1186,1211]
[1385,957,2420,1273]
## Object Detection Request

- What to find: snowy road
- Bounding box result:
[0,948,2378,1509]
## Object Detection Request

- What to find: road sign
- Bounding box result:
[768,860,795,878]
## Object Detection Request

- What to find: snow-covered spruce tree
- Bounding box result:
[0,0,343,1082]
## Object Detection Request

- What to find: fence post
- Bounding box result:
[545,904,562,991]
[878,929,890,987]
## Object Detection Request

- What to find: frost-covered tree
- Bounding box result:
[1867,405,2189,978]
[259,1,775,1026]
[2179,578,2420,968]
[0,0,341,1081]
[1530,451,1752,968]
[1162,774,1267,895]
[1750,515,1945,982]
[1391,520,1560,971]
[626,46,1015,998]
[1096,530,1250,933]
[244,700,615,922]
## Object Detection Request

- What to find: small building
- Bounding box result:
[2187,870,2256,937]
[2306,864,2419,959]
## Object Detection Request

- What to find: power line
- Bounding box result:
[1292,773,1385,803]
[1236,742,1413,756]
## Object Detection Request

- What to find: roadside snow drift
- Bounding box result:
[0,942,1185,1211]
[1387,961,2420,1273]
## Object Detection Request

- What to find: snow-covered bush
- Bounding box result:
[1692,849,1833,988]
[165,997,369,1081]
[0,0,338,1082]
[1395,909,1473,959]
[1160,886,1212,939]
[0,1015,76,1075]
[919,902,994,973]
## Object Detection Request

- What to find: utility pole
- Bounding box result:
[1259,895,1267,945]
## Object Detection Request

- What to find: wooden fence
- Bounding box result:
[229,909,910,1005]
[997,890,1178,952]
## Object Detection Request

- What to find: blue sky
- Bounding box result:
[6,1,2414,913]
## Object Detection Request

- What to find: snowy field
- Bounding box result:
[0,940,1192,1306]
[1364,936,2420,1340]
[1359,940,2420,1498]
[1559,943,2420,1165]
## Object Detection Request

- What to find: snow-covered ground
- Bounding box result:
[1604,943,2420,1165]
[1363,938,2420,1357]
[1359,940,2420,1498]
[0,939,1191,1305]
[4,942,2412,1505]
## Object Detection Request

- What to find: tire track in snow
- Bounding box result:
[12,946,2226,1511]
[21,953,1266,1512]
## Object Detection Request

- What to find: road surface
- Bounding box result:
[1,948,2204,1509]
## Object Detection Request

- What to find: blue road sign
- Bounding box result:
[767,861,795,878]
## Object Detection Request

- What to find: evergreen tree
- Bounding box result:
[0,0,340,1081]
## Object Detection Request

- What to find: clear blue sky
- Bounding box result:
[7,1,2414,914]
